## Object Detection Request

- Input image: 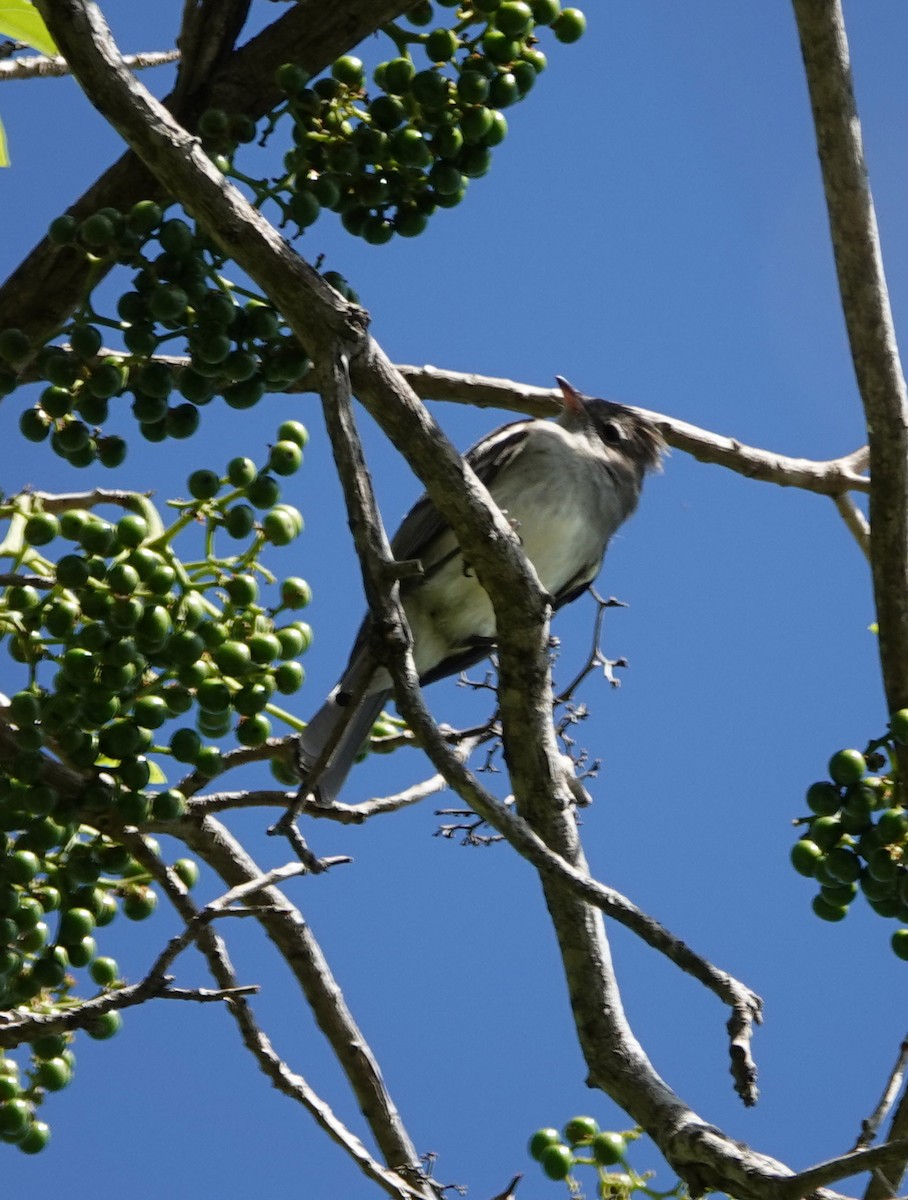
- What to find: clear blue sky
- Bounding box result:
[2,2,907,1198]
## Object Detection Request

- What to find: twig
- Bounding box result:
[856,1037,908,1151]
[0,48,180,80]
[557,590,629,702]
[0,572,55,587]
[181,772,448,820]
[278,822,352,874]
[834,493,871,559]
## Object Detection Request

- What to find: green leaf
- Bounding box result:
[0,0,58,55]
[146,759,167,785]
[0,114,8,168]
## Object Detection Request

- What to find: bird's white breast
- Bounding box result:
[404,422,627,679]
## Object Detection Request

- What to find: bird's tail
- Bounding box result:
[297,687,391,805]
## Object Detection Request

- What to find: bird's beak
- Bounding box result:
[555,375,585,414]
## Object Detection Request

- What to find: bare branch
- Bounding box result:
[396,366,870,497]
[0,572,55,587]
[782,1140,908,1199]
[833,492,871,559]
[865,1067,908,1200]
[792,0,908,728]
[856,1036,908,1151]
[0,48,180,80]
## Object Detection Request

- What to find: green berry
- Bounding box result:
[274,661,304,694]
[891,709,908,744]
[563,1115,599,1144]
[24,512,59,546]
[592,1131,627,1166]
[268,440,304,476]
[0,1098,31,1140]
[123,887,157,921]
[90,956,120,986]
[227,456,257,487]
[529,1127,561,1160]
[805,780,841,816]
[332,55,365,86]
[263,505,301,545]
[494,1,533,37]
[811,894,848,922]
[224,504,255,539]
[276,63,310,94]
[49,214,78,244]
[276,420,309,447]
[86,1010,122,1039]
[790,839,823,877]
[173,858,200,889]
[383,57,416,94]
[828,749,866,787]
[891,929,908,961]
[426,28,458,61]
[552,6,585,41]
[80,212,116,247]
[540,1144,573,1181]
[117,514,149,547]
[153,789,188,821]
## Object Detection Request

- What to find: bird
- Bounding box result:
[296,377,663,804]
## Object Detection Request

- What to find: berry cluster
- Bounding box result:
[214,0,586,243]
[527,1118,671,1198]
[0,426,313,1148]
[0,3,586,469]
[792,711,908,959]
[0,204,315,463]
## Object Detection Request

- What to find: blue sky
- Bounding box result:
[2,2,907,1198]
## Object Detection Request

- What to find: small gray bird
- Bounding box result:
[297,377,663,803]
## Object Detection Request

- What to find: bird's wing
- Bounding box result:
[390,420,534,563]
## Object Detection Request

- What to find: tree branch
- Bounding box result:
[174,816,436,1197]
[396,366,871,496]
[856,1036,908,1152]
[173,0,251,104]
[792,0,908,726]
[0,49,180,80]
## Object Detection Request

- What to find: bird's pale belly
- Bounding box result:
[404,500,604,679]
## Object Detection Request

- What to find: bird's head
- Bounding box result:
[555,376,664,475]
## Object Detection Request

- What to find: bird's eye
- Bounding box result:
[601,422,624,445]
